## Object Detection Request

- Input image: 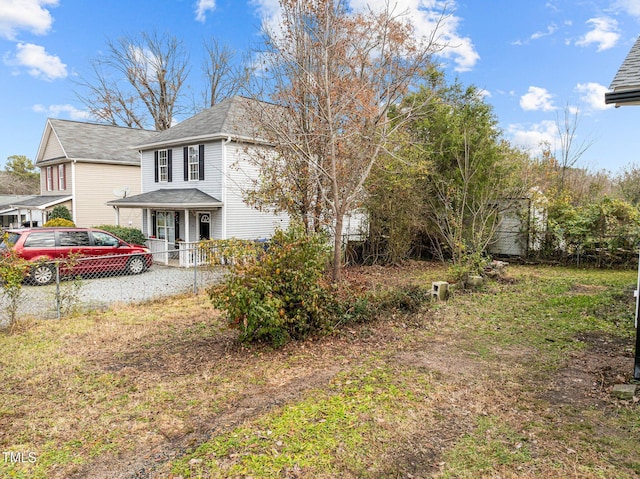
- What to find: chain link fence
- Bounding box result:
[0,246,224,327]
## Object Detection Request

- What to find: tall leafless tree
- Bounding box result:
[201,37,250,108]
[76,31,190,130]
[246,0,445,281]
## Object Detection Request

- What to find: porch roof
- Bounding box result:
[107,188,222,209]
[9,195,72,210]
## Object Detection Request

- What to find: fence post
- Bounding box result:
[55,263,61,320]
[193,244,198,294]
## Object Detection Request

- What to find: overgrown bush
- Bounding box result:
[0,234,29,331]
[209,225,334,348]
[49,205,73,222]
[94,225,146,245]
[44,217,75,227]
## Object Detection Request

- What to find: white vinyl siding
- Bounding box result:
[223,142,289,240]
[142,143,223,197]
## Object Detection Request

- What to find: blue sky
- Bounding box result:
[1,0,640,174]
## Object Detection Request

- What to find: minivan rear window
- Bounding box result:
[0,232,21,249]
[23,232,56,248]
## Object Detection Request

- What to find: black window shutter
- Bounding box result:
[199,144,205,180]
[183,147,189,181]
[167,149,173,182]
[154,151,159,183]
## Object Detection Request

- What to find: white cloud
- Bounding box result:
[250,0,480,72]
[33,103,90,120]
[195,0,216,22]
[575,82,613,111]
[0,0,58,40]
[576,17,620,51]
[507,120,557,156]
[612,0,640,19]
[6,42,67,80]
[531,24,558,41]
[520,86,556,112]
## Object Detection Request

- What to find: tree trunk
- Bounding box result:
[332,212,344,282]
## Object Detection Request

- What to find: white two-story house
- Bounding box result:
[108,96,289,246]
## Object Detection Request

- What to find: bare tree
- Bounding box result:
[248,0,444,281]
[555,103,595,192]
[76,31,190,130]
[201,37,250,108]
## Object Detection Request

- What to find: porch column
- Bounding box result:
[113,206,120,226]
[184,209,190,242]
[145,209,153,239]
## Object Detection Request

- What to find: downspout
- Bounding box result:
[221,136,232,240]
[71,159,77,225]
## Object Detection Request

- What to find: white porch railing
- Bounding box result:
[145,237,178,265]
[177,241,217,267]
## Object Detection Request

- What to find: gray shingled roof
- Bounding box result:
[9,195,72,209]
[38,119,158,166]
[135,96,276,149]
[107,188,222,208]
[0,195,35,209]
[610,36,640,90]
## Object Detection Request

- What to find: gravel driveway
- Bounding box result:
[1,265,224,323]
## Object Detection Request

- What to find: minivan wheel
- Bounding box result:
[31,264,54,285]
[126,255,146,275]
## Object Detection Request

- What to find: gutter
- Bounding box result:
[605,88,640,105]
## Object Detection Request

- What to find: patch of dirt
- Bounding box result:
[569,284,607,294]
[544,332,635,407]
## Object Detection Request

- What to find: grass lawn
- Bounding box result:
[1,262,639,478]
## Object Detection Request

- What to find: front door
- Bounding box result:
[199,213,210,240]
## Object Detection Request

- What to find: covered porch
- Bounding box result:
[107,188,223,267]
[4,195,72,228]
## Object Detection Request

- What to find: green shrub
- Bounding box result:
[43,217,75,227]
[209,224,334,348]
[49,205,73,221]
[0,234,30,331]
[94,225,146,245]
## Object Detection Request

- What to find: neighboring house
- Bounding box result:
[35,119,157,228]
[108,96,289,245]
[0,195,42,228]
[605,35,640,106]
[487,191,547,257]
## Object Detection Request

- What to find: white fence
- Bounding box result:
[146,239,217,267]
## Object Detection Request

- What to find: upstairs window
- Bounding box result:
[158,150,168,182]
[154,149,172,183]
[46,166,53,191]
[183,144,205,181]
[188,146,199,181]
[58,164,66,190]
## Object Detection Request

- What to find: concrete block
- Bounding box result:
[612,384,638,400]
[431,281,449,301]
[467,275,484,289]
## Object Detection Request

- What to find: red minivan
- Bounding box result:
[1,227,153,285]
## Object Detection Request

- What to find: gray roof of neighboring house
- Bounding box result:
[107,188,222,209]
[606,36,640,105]
[10,195,72,209]
[0,195,36,214]
[38,119,158,166]
[135,96,277,149]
